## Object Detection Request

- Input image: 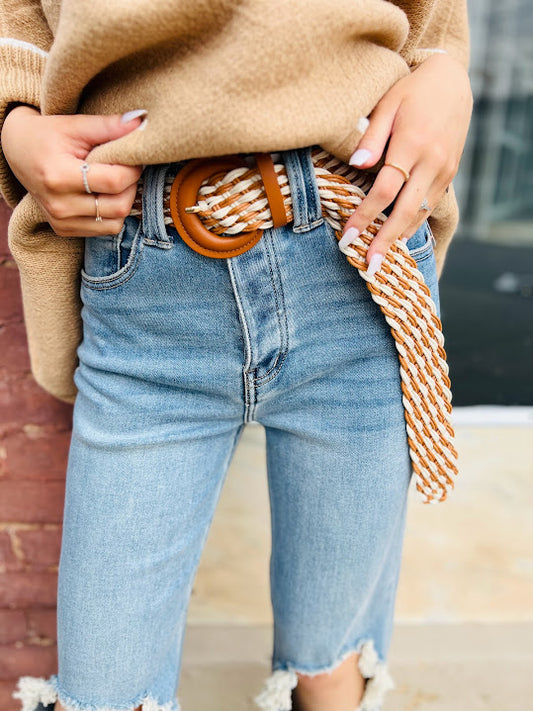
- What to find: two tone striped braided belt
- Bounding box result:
[130,148,458,504]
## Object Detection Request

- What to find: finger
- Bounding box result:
[63,111,148,150]
[77,159,143,195]
[401,192,438,241]
[43,183,139,222]
[401,174,450,239]
[365,165,434,267]
[42,158,142,196]
[338,162,409,250]
[47,214,128,238]
[348,93,400,169]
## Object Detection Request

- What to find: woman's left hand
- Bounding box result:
[339,53,473,273]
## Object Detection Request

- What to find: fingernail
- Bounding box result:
[349,148,372,167]
[367,253,384,276]
[401,236,409,243]
[121,109,148,124]
[356,116,370,134]
[339,226,359,250]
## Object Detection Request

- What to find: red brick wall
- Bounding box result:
[0,200,73,711]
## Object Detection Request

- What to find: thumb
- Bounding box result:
[66,109,147,151]
[348,97,399,170]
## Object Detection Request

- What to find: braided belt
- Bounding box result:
[130,148,458,504]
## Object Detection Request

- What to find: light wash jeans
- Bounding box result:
[13,147,440,711]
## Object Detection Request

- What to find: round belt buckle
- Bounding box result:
[169,156,263,258]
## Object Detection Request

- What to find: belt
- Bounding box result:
[130,148,458,505]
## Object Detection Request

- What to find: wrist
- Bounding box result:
[2,104,40,150]
[5,103,40,120]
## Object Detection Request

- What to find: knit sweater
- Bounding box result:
[0,0,470,403]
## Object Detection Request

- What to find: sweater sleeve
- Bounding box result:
[0,0,53,207]
[396,0,470,71]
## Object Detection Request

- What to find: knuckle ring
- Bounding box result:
[384,161,410,182]
[420,197,431,211]
[94,195,103,222]
[81,162,92,194]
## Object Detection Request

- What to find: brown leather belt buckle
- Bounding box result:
[169,153,288,259]
[169,155,263,259]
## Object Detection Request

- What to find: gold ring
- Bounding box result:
[384,162,410,182]
[95,196,103,222]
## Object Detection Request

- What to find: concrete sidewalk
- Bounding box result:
[180,417,533,710]
[178,622,533,710]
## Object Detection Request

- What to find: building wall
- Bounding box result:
[0,200,72,710]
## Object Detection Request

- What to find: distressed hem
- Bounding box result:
[12,675,181,711]
[253,639,395,711]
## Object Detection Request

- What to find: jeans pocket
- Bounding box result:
[405,220,435,263]
[81,216,145,290]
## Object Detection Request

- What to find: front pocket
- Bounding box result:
[81,216,144,290]
[405,220,435,263]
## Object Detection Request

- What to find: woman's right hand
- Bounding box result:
[0,105,146,237]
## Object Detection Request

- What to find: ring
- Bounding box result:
[384,162,410,182]
[94,196,103,222]
[81,162,92,194]
[420,197,431,211]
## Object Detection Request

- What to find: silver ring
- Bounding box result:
[81,162,92,194]
[420,197,431,211]
[94,196,103,222]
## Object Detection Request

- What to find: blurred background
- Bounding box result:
[443,0,533,407]
[0,1,531,710]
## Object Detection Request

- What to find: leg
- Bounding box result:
[250,213,440,710]
[292,652,366,711]
[13,384,245,711]
[256,391,410,711]
[12,176,250,711]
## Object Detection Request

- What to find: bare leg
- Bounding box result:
[292,651,366,711]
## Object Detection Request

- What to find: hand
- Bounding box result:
[339,54,473,273]
[1,105,147,237]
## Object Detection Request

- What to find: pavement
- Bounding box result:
[177,417,533,710]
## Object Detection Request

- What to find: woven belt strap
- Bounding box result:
[131,148,458,504]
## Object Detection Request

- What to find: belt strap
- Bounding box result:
[253,153,289,229]
[130,148,459,504]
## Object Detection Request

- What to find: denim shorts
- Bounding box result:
[13,147,440,711]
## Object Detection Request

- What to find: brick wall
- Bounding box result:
[0,200,73,711]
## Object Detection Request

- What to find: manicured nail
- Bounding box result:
[339,226,359,250]
[356,116,370,134]
[401,236,409,243]
[367,253,384,276]
[349,148,372,167]
[120,109,148,124]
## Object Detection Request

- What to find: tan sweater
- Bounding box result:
[0,0,470,403]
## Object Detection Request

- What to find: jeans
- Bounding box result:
[12,147,440,711]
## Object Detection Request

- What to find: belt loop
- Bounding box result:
[281,146,323,233]
[141,164,173,248]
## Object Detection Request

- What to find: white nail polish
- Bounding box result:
[339,226,359,249]
[349,148,372,167]
[120,109,148,123]
[401,236,409,243]
[356,116,370,135]
[366,253,384,276]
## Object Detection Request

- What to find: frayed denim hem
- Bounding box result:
[12,675,181,711]
[253,639,395,711]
